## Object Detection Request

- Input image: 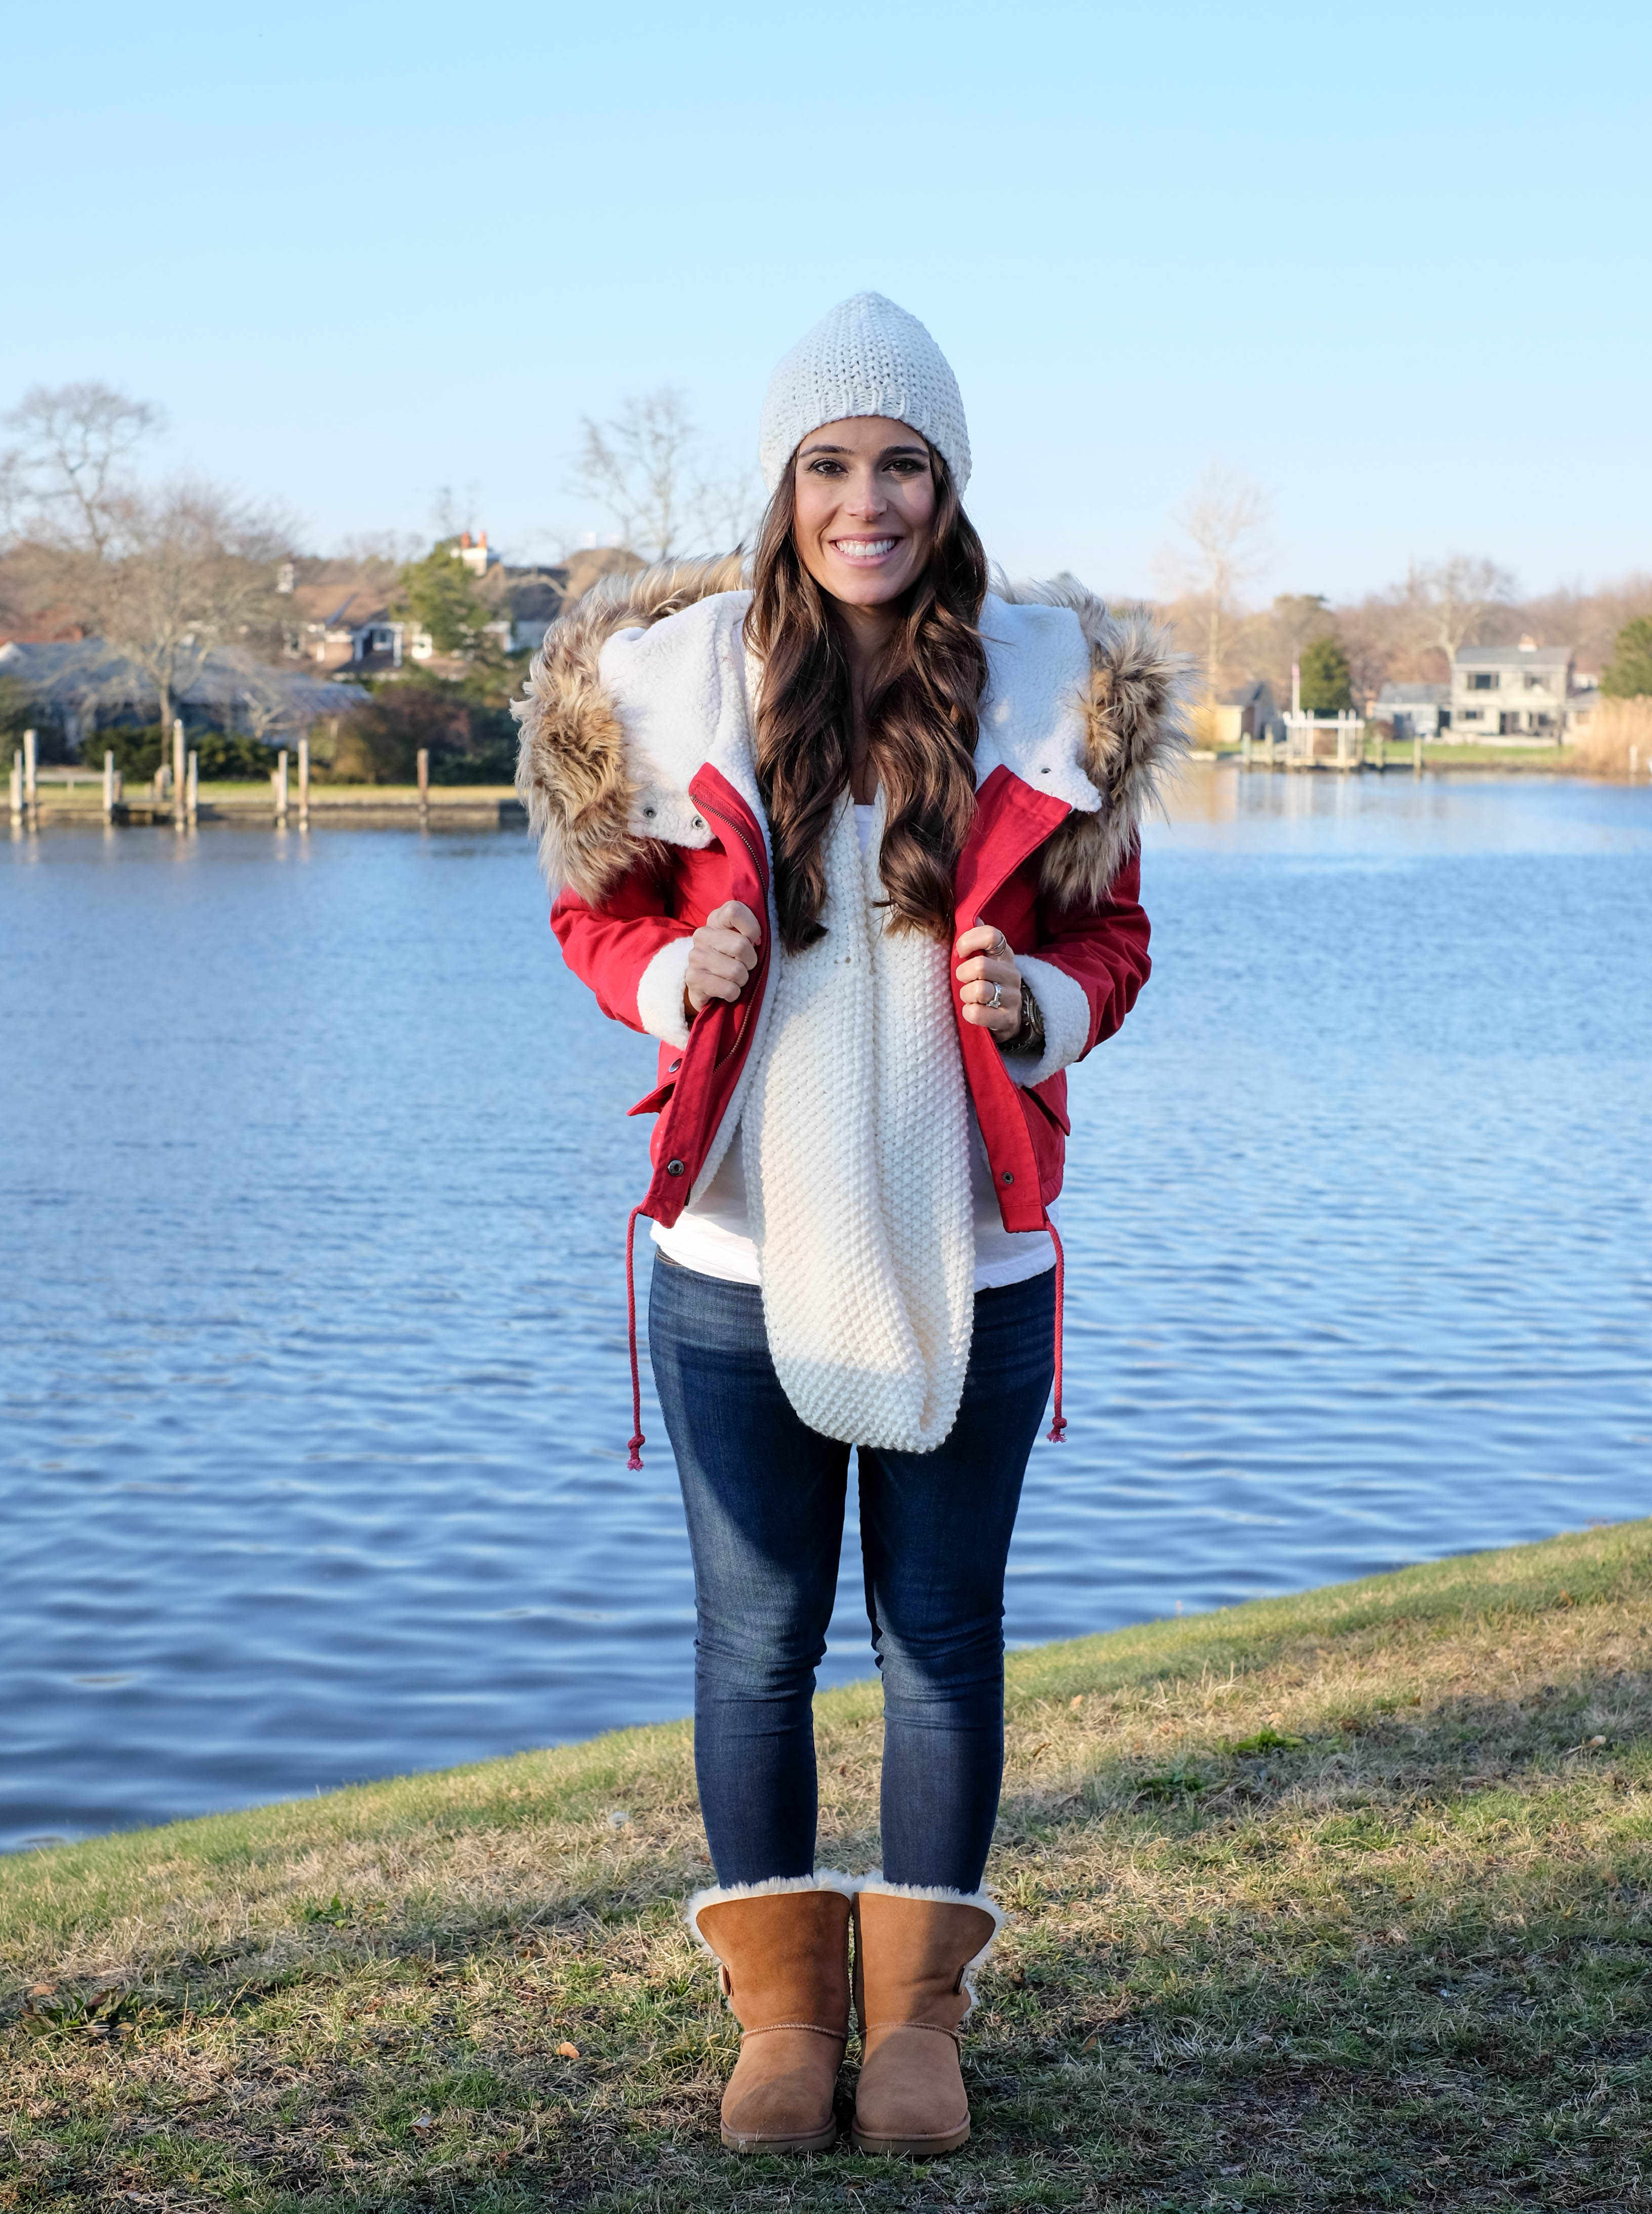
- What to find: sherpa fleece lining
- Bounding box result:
[853,1872,1005,2014]
[685,1868,859,1954]
[635,934,694,1050]
[1000,952,1092,1091]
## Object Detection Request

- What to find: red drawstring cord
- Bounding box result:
[1045,1215,1067,1442]
[623,1203,646,1469]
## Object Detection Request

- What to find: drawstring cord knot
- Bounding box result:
[624,1203,646,1469]
[1045,1215,1067,1442]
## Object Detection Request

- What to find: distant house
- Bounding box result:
[1450,640,1579,739]
[489,547,647,657]
[1565,683,1604,738]
[280,565,429,673]
[1371,681,1451,738]
[499,570,566,654]
[1215,680,1283,745]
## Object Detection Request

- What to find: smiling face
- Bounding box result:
[790,416,937,612]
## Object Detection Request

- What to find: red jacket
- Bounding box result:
[516,561,1187,1458]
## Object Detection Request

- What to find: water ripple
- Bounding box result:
[3,773,1649,1846]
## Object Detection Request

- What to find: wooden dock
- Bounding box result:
[10,728,526,833]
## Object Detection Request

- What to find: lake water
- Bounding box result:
[4,771,1650,1851]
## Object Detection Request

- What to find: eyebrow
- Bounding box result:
[798,439,929,459]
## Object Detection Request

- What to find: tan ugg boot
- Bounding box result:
[689,1874,855,2153]
[850,1878,1003,2157]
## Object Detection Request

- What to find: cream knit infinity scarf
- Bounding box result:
[741,791,975,1452]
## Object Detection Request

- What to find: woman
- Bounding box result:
[517,294,1185,2157]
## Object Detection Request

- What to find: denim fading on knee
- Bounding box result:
[648,1254,1056,1892]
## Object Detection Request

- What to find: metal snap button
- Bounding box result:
[666,1158,685,1176]
[667,1059,681,1073]
[1001,1170,1015,1184]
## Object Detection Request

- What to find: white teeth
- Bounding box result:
[835,538,896,558]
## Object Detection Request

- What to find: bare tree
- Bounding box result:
[4,381,293,733]
[1159,466,1271,704]
[1408,554,1517,663]
[690,442,765,555]
[3,382,162,559]
[63,482,291,737]
[570,387,697,561]
[569,387,759,561]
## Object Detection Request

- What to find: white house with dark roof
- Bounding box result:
[1372,681,1451,738]
[1451,640,1579,740]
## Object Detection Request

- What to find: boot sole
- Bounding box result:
[722,2119,839,2153]
[851,2121,970,2157]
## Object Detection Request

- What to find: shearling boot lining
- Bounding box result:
[686,1868,859,1952]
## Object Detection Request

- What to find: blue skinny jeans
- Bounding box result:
[648,1254,1056,1893]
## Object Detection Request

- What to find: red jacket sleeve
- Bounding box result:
[550,855,692,1035]
[1030,842,1151,1060]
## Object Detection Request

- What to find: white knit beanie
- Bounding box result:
[759,291,971,496]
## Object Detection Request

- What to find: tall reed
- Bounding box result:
[1571,696,1652,777]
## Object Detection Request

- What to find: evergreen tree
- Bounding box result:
[1601,615,1652,699]
[393,540,492,657]
[1298,634,1353,714]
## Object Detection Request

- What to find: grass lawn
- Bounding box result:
[1415,745,1573,771]
[4,1520,1650,2210]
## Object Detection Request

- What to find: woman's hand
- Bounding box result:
[953,924,1022,1040]
[685,901,762,1016]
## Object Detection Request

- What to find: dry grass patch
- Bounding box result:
[4,1521,1651,2210]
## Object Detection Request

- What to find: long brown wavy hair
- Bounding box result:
[743,444,989,953]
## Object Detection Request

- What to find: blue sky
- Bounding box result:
[9,0,1649,600]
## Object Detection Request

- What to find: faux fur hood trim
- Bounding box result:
[512,554,1191,908]
[513,554,744,904]
[685,1867,859,1952]
[992,570,1194,907]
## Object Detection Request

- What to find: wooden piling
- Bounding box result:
[298,735,311,828]
[23,728,37,816]
[172,721,187,827]
[417,746,430,821]
[103,748,116,820]
[275,748,289,824]
[9,750,21,825]
[186,750,199,824]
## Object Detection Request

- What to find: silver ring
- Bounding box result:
[987,981,1003,1010]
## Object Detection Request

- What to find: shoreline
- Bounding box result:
[6,1519,1649,2207]
[11,755,1649,836]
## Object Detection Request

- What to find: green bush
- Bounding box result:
[90,727,280,782]
[193,732,279,779]
[99,725,168,782]
[332,675,517,784]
